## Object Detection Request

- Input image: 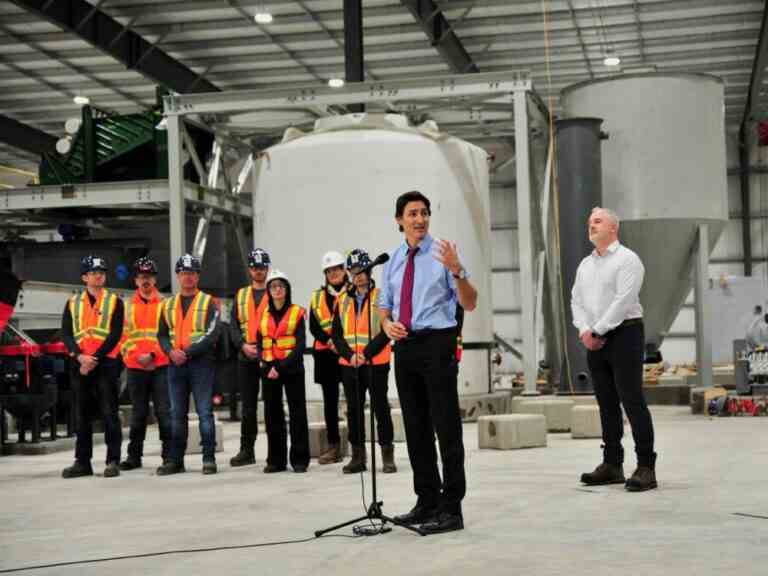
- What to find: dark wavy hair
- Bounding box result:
[395,191,431,232]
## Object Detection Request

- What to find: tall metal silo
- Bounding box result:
[560,73,728,363]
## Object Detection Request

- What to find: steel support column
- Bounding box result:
[514,90,538,395]
[694,223,713,388]
[344,0,364,113]
[167,115,185,291]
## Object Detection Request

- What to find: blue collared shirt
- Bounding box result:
[378,234,466,330]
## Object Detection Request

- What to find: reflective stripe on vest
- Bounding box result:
[260,304,304,362]
[69,289,120,358]
[122,291,169,368]
[236,286,268,344]
[310,288,335,351]
[162,291,213,350]
[337,287,391,367]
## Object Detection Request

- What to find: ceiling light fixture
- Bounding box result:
[73,94,90,106]
[328,78,345,89]
[603,53,621,67]
[254,3,273,25]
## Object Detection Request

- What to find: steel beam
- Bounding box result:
[0,114,56,156]
[10,0,218,94]
[344,0,364,113]
[742,0,768,125]
[164,71,531,116]
[400,0,479,74]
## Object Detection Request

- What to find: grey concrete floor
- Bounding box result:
[1,406,767,575]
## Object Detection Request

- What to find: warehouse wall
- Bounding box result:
[491,124,768,367]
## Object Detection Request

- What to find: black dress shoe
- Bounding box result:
[393,504,438,526]
[263,464,287,474]
[420,511,464,535]
[202,460,218,475]
[293,465,308,473]
[625,466,658,492]
[119,459,142,471]
[103,462,121,478]
[580,462,625,486]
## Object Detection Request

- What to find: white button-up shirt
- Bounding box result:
[571,240,644,337]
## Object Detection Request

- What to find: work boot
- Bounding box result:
[381,444,397,473]
[103,462,120,478]
[119,458,142,471]
[625,466,658,492]
[202,459,218,475]
[318,444,342,465]
[342,444,367,474]
[263,464,287,473]
[229,445,256,467]
[62,461,93,479]
[156,461,185,476]
[580,462,626,486]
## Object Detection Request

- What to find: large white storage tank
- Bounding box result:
[251,113,492,398]
[561,73,728,355]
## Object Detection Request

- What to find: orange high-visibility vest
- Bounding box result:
[336,288,391,367]
[260,305,304,362]
[68,289,121,358]
[121,290,169,370]
[310,288,337,352]
[162,291,214,350]
[236,286,268,344]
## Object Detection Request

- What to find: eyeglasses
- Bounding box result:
[269,283,287,291]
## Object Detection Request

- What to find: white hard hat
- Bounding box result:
[266,268,289,286]
[322,251,345,271]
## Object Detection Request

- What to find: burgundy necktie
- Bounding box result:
[399,246,418,330]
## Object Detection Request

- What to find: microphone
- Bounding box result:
[358,253,389,275]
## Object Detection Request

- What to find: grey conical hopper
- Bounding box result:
[561,73,728,353]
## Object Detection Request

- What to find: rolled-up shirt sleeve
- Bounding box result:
[378,258,393,312]
[592,256,645,336]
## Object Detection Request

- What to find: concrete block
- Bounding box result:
[657,374,686,386]
[516,398,575,432]
[364,408,406,443]
[306,402,325,424]
[690,386,728,415]
[186,419,224,454]
[643,385,690,406]
[571,405,602,439]
[458,392,511,422]
[308,421,349,459]
[478,414,547,450]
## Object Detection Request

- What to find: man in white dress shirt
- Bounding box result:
[571,207,657,492]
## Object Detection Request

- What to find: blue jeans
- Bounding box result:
[168,358,216,462]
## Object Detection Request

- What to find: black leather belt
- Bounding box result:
[621,318,643,328]
[396,327,456,345]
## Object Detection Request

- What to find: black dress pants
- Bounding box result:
[587,321,656,467]
[341,364,393,446]
[262,371,310,469]
[394,329,465,514]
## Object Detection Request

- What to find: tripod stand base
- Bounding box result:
[314,501,426,537]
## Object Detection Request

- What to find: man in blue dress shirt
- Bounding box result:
[378,190,478,535]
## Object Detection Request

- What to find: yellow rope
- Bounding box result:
[541,0,575,394]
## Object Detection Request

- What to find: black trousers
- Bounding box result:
[126,367,171,462]
[72,358,123,465]
[314,349,342,445]
[262,371,309,469]
[341,364,393,446]
[237,360,261,447]
[395,330,465,514]
[587,322,656,467]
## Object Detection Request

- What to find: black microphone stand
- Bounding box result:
[315,261,423,538]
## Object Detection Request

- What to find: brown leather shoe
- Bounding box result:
[580,462,625,485]
[625,466,657,492]
[342,445,367,474]
[318,444,342,465]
